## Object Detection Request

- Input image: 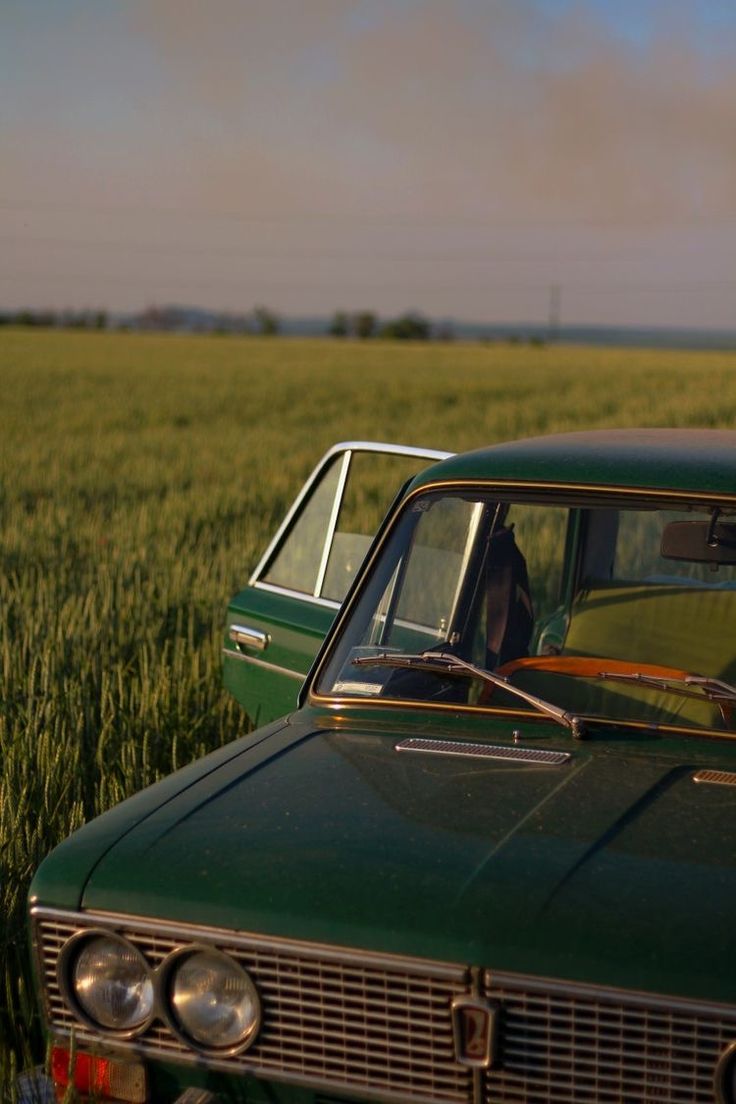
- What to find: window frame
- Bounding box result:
[251,441,451,608]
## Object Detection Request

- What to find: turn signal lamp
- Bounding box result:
[51,1046,147,1103]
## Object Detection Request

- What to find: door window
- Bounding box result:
[257,444,450,604]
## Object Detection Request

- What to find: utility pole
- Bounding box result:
[548,284,561,342]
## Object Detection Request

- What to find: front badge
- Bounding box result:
[451,997,500,1068]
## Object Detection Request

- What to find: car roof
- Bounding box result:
[410,428,736,496]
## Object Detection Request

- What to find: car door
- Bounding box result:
[223,441,451,725]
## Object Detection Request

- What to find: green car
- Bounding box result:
[29,429,736,1104]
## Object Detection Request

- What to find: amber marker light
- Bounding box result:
[51,1047,147,1103]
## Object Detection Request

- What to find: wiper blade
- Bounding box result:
[352,651,587,738]
[683,675,736,701]
[595,670,736,724]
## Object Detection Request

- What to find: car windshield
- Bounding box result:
[316,489,736,733]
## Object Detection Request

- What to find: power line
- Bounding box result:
[2,268,735,296]
[5,232,724,268]
[3,199,736,230]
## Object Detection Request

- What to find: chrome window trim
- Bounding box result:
[249,441,452,588]
[314,449,352,598]
[251,580,341,608]
[447,501,484,636]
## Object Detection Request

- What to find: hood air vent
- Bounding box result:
[693,769,736,787]
[395,738,570,765]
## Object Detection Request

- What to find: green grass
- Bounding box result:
[3,327,736,1097]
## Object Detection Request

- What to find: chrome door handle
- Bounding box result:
[229,624,270,651]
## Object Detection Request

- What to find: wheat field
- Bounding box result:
[2,327,736,1096]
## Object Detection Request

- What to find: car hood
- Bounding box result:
[79,713,736,1004]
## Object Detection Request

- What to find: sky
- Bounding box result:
[2,0,736,329]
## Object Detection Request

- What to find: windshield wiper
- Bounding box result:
[594,670,736,725]
[351,651,587,739]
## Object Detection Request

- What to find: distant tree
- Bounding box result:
[353,311,377,340]
[329,310,349,338]
[380,312,430,341]
[94,310,107,330]
[139,305,167,331]
[253,305,280,336]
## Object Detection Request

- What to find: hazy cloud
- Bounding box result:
[3,1,736,322]
[128,0,736,224]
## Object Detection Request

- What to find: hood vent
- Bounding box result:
[693,769,736,787]
[395,737,570,765]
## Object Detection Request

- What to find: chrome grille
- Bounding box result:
[33,909,736,1104]
[33,909,471,1104]
[483,972,736,1103]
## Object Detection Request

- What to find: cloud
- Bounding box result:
[127,0,736,225]
[4,1,736,321]
[324,1,736,223]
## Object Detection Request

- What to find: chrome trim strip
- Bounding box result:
[396,738,571,765]
[32,907,468,981]
[249,442,452,586]
[252,580,341,609]
[314,449,351,598]
[221,648,304,681]
[407,477,736,507]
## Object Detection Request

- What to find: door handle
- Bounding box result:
[229,624,270,651]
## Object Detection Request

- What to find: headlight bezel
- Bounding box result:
[57,929,155,1039]
[160,943,262,1057]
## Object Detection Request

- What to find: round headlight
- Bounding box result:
[168,948,260,1052]
[69,934,153,1032]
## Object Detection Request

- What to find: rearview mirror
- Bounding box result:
[661,520,736,565]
